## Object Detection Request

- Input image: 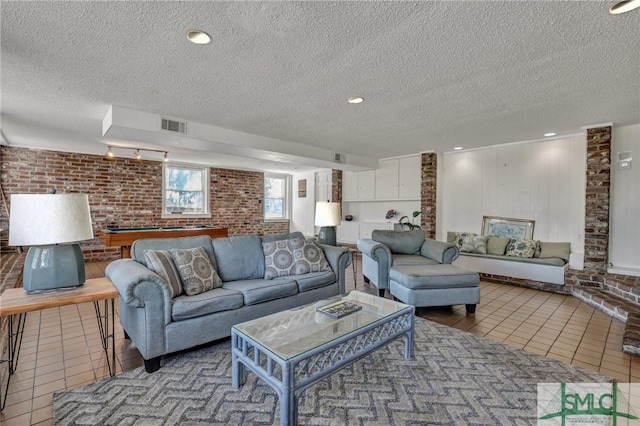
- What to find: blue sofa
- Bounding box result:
[106,232,351,372]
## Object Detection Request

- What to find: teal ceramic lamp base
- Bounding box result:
[23,244,86,293]
[318,226,337,246]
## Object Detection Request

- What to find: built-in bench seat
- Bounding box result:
[453,252,568,285]
[447,232,570,287]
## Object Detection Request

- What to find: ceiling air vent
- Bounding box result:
[334,153,343,164]
[161,118,187,134]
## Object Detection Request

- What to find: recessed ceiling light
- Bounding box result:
[347,97,364,104]
[609,0,640,14]
[187,30,212,45]
[544,132,557,137]
[453,147,463,151]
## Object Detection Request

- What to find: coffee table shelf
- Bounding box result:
[231,291,414,426]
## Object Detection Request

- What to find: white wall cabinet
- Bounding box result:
[398,155,421,199]
[343,171,359,200]
[337,221,393,243]
[343,155,420,201]
[375,159,399,199]
[358,170,376,199]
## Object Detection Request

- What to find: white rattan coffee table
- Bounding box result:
[231,291,414,426]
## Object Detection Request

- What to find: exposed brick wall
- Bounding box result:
[583,126,611,274]
[421,153,437,239]
[565,126,613,289]
[0,146,288,260]
[331,169,342,203]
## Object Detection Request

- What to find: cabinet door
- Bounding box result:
[358,170,376,200]
[337,222,359,244]
[398,155,421,199]
[342,171,359,201]
[359,222,391,240]
[375,159,399,199]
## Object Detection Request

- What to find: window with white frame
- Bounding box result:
[264,174,289,220]
[162,163,210,217]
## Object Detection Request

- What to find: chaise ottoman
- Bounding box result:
[389,264,480,314]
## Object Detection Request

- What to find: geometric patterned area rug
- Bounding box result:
[53,317,610,425]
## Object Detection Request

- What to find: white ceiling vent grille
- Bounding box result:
[334,153,343,163]
[161,118,187,134]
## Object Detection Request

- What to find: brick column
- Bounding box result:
[421,153,437,239]
[331,169,342,204]
[583,126,612,274]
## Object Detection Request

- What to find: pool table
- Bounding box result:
[100,226,229,258]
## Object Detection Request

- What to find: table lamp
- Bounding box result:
[9,193,94,293]
[315,201,341,246]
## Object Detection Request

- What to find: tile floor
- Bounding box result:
[1,260,638,425]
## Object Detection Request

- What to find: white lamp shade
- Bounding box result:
[315,202,341,227]
[9,194,94,246]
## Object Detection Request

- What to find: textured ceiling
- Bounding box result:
[1,1,639,172]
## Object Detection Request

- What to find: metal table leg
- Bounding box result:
[0,313,26,411]
[93,299,116,377]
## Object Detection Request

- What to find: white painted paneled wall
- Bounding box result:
[440,135,586,269]
[610,124,640,276]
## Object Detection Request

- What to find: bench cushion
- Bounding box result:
[390,265,479,289]
[458,252,566,266]
[223,278,298,305]
[172,288,244,321]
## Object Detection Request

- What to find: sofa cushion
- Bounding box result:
[170,247,223,296]
[292,270,336,292]
[262,236,305,279]
[505,238,537,258]
[294,240,332,275]
[132,235,218,271]
[212,235,265,282]
[486,237,510,255]
[223,278,298,305]
[171,288,244,321]
[392,254,439,267]
[454,233,488,254]
[372,230,424,255]
[539,242,571,262]
[143,249,183,298]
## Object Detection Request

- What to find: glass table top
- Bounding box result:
[232,291,410,360]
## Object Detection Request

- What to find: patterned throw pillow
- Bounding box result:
[505,238,537,258]
[293,240,332,275]
[170,247,223,296]
[144,250,183,298]
[454,233,488,254]
[263,236,305,279]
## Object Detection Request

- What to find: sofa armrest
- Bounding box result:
[105,259,173,324]
[420,239,459,264]
[318,244,351,293]
[357,239,392,265]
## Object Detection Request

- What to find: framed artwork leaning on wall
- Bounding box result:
[481,216,535,240]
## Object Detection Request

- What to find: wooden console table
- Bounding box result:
[0,277,118,411]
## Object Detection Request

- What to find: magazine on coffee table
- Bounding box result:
[316,301,362,319]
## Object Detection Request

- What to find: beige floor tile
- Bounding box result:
[4,263,635,425]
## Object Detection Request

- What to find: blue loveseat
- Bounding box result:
[106,232,351,372]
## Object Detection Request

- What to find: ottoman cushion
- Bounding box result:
[390,265,479,289]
